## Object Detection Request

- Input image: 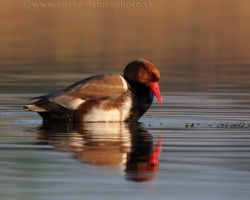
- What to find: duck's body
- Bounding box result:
[23,59,162,122]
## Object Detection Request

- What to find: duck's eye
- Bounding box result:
[148,71,152,76]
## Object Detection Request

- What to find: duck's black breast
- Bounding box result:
[125,79,154,122]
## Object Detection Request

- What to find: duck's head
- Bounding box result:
[124,59,163,103]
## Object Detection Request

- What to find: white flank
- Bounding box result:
[120,97,132,120]
[84,107,120,122]
[119,75,128,91]
[83,97,132,122]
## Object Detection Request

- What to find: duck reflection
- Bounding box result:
[36,122,161,182]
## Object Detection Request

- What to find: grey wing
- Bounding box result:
[43,74,128,110]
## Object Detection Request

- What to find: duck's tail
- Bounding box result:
[23,98,50,112]
[23,103,47,112]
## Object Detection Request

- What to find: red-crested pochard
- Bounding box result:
[23,59,162,122]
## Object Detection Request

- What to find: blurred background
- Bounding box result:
[1,1,250,199]
[1,0,250,94]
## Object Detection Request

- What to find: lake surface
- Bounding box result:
[1,0,250,200]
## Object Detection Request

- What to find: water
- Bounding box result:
[1,0,250,199]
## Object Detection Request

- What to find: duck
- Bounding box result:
[23,59,162,122]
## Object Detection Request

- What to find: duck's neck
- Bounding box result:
[124,76,147,92]
[124,76,154,122]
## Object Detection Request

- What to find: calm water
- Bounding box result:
[1,0,250,200]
